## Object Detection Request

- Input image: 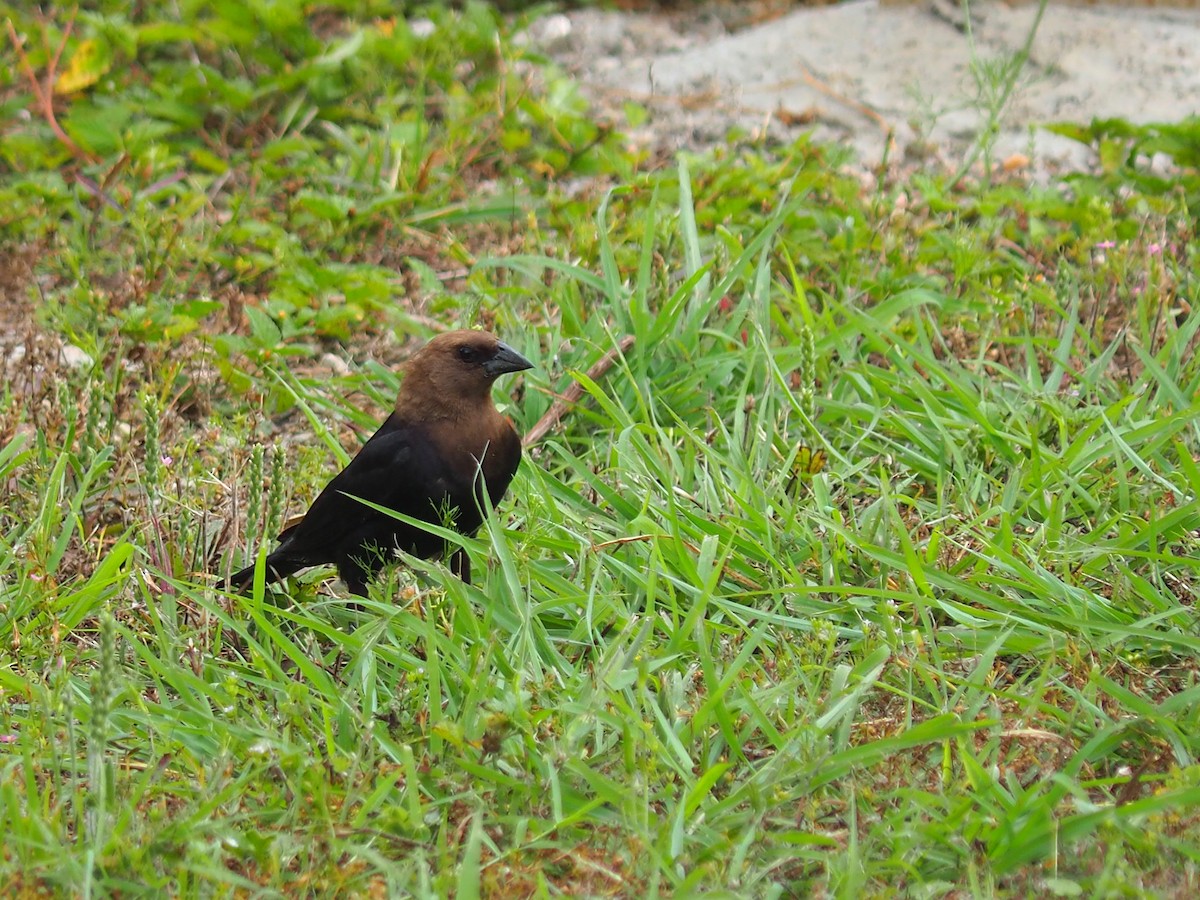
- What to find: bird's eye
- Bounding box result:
[457,345,479,363]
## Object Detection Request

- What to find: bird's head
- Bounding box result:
[398,330,533,416]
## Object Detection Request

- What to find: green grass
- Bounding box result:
[4,2,1200,897]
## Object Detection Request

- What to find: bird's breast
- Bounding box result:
[425,416,520,490]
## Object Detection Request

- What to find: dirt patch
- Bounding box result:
[534,0,1200,178]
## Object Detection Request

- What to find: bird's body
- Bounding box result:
[226,330,532,595]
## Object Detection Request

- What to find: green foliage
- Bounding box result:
[3,1,1200,897]
[1049,116,1200,203]
[1,0,625,396]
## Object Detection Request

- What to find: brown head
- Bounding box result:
[395,330,533,420]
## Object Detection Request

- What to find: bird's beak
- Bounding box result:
[484,342,534,377]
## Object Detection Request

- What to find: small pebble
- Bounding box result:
[320,353,352,377]
[59,344,94,369]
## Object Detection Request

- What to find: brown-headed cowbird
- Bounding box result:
[226,330,532,596]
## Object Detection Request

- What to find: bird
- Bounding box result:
[225,330,533,596]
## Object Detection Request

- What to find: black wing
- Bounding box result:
[272,413,450,563]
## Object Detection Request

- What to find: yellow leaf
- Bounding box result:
[792,446,827,478]
[55,39,110,95]
[786,444,828,494]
